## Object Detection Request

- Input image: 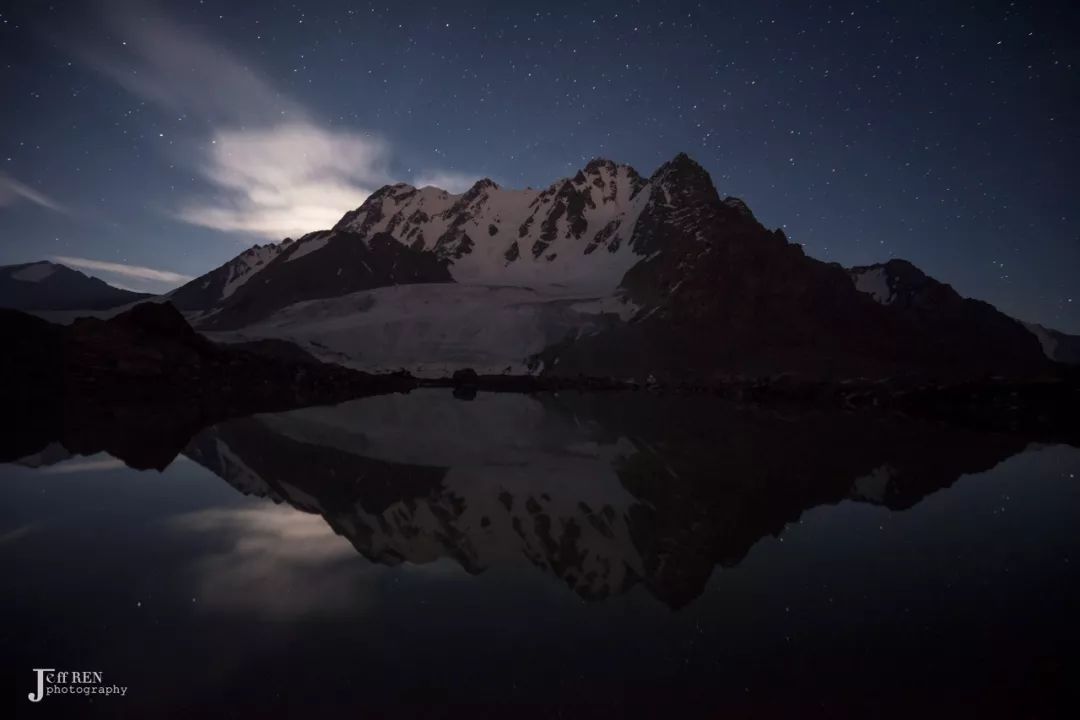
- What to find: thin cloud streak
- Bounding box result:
[53,255,193,284]
[72,2,476,241]
[0,173,68,214]
[177,123,391,239]
[37,457,127,475]
[72,4,300,126]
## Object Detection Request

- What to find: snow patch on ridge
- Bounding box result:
[851,266,894,305]
[285,235,330,263]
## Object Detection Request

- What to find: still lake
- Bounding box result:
[3,390,1077,718]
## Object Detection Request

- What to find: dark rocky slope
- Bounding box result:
[536,154,1050,382]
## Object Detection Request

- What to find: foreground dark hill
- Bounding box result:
[0,302,416,468]
[0,260,150,310]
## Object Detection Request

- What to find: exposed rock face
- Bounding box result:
[0,261,150,310]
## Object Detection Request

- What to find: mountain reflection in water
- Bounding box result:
[2,390,1077,718]
[182,391,1034,607]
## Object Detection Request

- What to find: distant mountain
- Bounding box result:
[173,153,1055,380]
[1023,322,1080,365]
[0,261,150,310]
[849,259,1080,366]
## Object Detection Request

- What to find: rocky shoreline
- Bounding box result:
[4,302,1077,469]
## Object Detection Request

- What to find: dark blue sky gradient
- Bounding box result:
[1,0,1077,331]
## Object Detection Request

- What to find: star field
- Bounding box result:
[0,0,1077,331]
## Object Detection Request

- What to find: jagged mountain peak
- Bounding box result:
[721,196,755,219]
[468,177,499,192]
[650,151,710,182]
[583,157,618,173]
[644,152,721,215]
[853,257,926,277]
[313,156,664,291]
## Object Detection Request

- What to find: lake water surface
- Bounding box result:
[3,390,1077,718]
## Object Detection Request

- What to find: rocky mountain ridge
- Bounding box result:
[18,153,1076,381]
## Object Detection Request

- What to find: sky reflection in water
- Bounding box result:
[2,391,1077,718]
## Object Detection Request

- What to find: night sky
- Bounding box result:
[1,0,1077,332]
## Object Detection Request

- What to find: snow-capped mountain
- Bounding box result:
[184,157,694,374]
[1023,322,1080,365]
[175,152,1058,380]
[331,158,651,290]
[0,260,150,311]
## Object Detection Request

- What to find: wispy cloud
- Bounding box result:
[0,173,67,213]
[72,6,299,126]
[177,123,390,239]
[72,3,473,240]
[53,255,193,285]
